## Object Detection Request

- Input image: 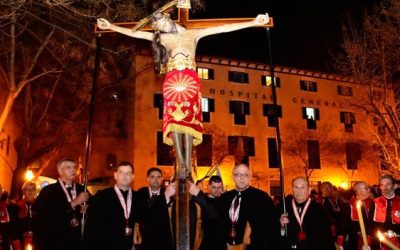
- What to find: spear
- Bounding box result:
[81,34,102,236]
[265,24,288,236]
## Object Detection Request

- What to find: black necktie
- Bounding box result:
[297,205,302,215]
[385,199,392,224]
[150,192,159,202]
[66,186,72,197]
[234,192,241,210]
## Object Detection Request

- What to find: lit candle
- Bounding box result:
[356,200,369,247]
[377,231,400,250]
[26,243,33,250]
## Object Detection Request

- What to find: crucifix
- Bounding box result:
[96,1,273,249]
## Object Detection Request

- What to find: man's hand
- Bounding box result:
[164,182,176,204]
[188,182,200,196]
[97,18,111,30]
[71,192,89,209]
[280,214,289,227]
[254,14,270,25]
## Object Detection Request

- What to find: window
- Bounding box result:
[196,134,212,166]
[269,180,282,197]
[307,140,321,169]
[228,71,249,84]
[337,85,353,96]
[153,93,163,120]
[302,107,319,129]
[201,97,215,123]
[229,101,250,125]
[157,132,173,165]
[261,75,281,87]
[377,126,385,135]
[300,80,317,92]
[345,142,361,170]
[263,104,282,127]
[340,112,356,132]
[228,136,255,165]
[197,67,214,80]
[106,153,117,170]
[267,138,279,168]
[373,117,385,135]
[372,90,383,101]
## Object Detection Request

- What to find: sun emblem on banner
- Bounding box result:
[164,72,198,102]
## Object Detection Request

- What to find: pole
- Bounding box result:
[265,27,287,231]
[177,179,190,250]
[81,34,102,236]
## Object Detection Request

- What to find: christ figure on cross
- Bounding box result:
[97,11,269,181]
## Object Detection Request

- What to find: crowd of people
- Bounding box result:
[0,158,399,250]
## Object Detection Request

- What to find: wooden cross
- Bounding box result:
[94,5,274,250]
[95,8,273,33]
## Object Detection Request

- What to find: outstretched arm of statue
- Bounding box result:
[195,14,270,41]
[97,18,154,41]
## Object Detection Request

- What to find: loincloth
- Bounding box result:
[162,54,203,146]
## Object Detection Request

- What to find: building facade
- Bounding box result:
[91,51,386,195]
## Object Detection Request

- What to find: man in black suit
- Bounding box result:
[86,161,138,250]
[218,163,279,250]
[32,159,89,250]
[198,175,224,250]
[135,167,175,250]
[280,177,335,250]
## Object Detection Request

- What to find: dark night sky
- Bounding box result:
[190,0,375,72]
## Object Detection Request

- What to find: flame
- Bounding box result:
[377,230,384,241]
[356,200,362,209]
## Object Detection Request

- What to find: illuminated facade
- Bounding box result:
[92,52,385,195]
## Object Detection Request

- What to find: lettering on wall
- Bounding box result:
[208,88,345,109]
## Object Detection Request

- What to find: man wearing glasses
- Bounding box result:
[217,163,279,249]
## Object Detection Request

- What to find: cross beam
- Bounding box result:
[95,8,273,33]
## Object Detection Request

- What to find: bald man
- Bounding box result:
[217,163,279,249]
[280,177,335,250]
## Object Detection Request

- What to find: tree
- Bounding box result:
[282,123,345,179]
[334,0,400,177]
[0,0,207,195]
[0,1,143,195]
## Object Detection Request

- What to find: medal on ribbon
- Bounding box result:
[59,180,79,228]
[292,198,311,241]
[230,226,237,239]
[114,185,133,236]
[70,218,79,227]
[229,193,241,240]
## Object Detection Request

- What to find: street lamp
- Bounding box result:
[25,169,34,182]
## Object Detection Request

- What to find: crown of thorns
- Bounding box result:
[152,13,175,31]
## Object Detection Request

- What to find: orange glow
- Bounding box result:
[377,231,400,250]
[26,243,33,250]
[25,170,34,182]
[340,182,349,189]
[377,231,384,241]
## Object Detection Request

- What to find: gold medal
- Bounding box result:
[230,226,237,239]
[125,227,132,236]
